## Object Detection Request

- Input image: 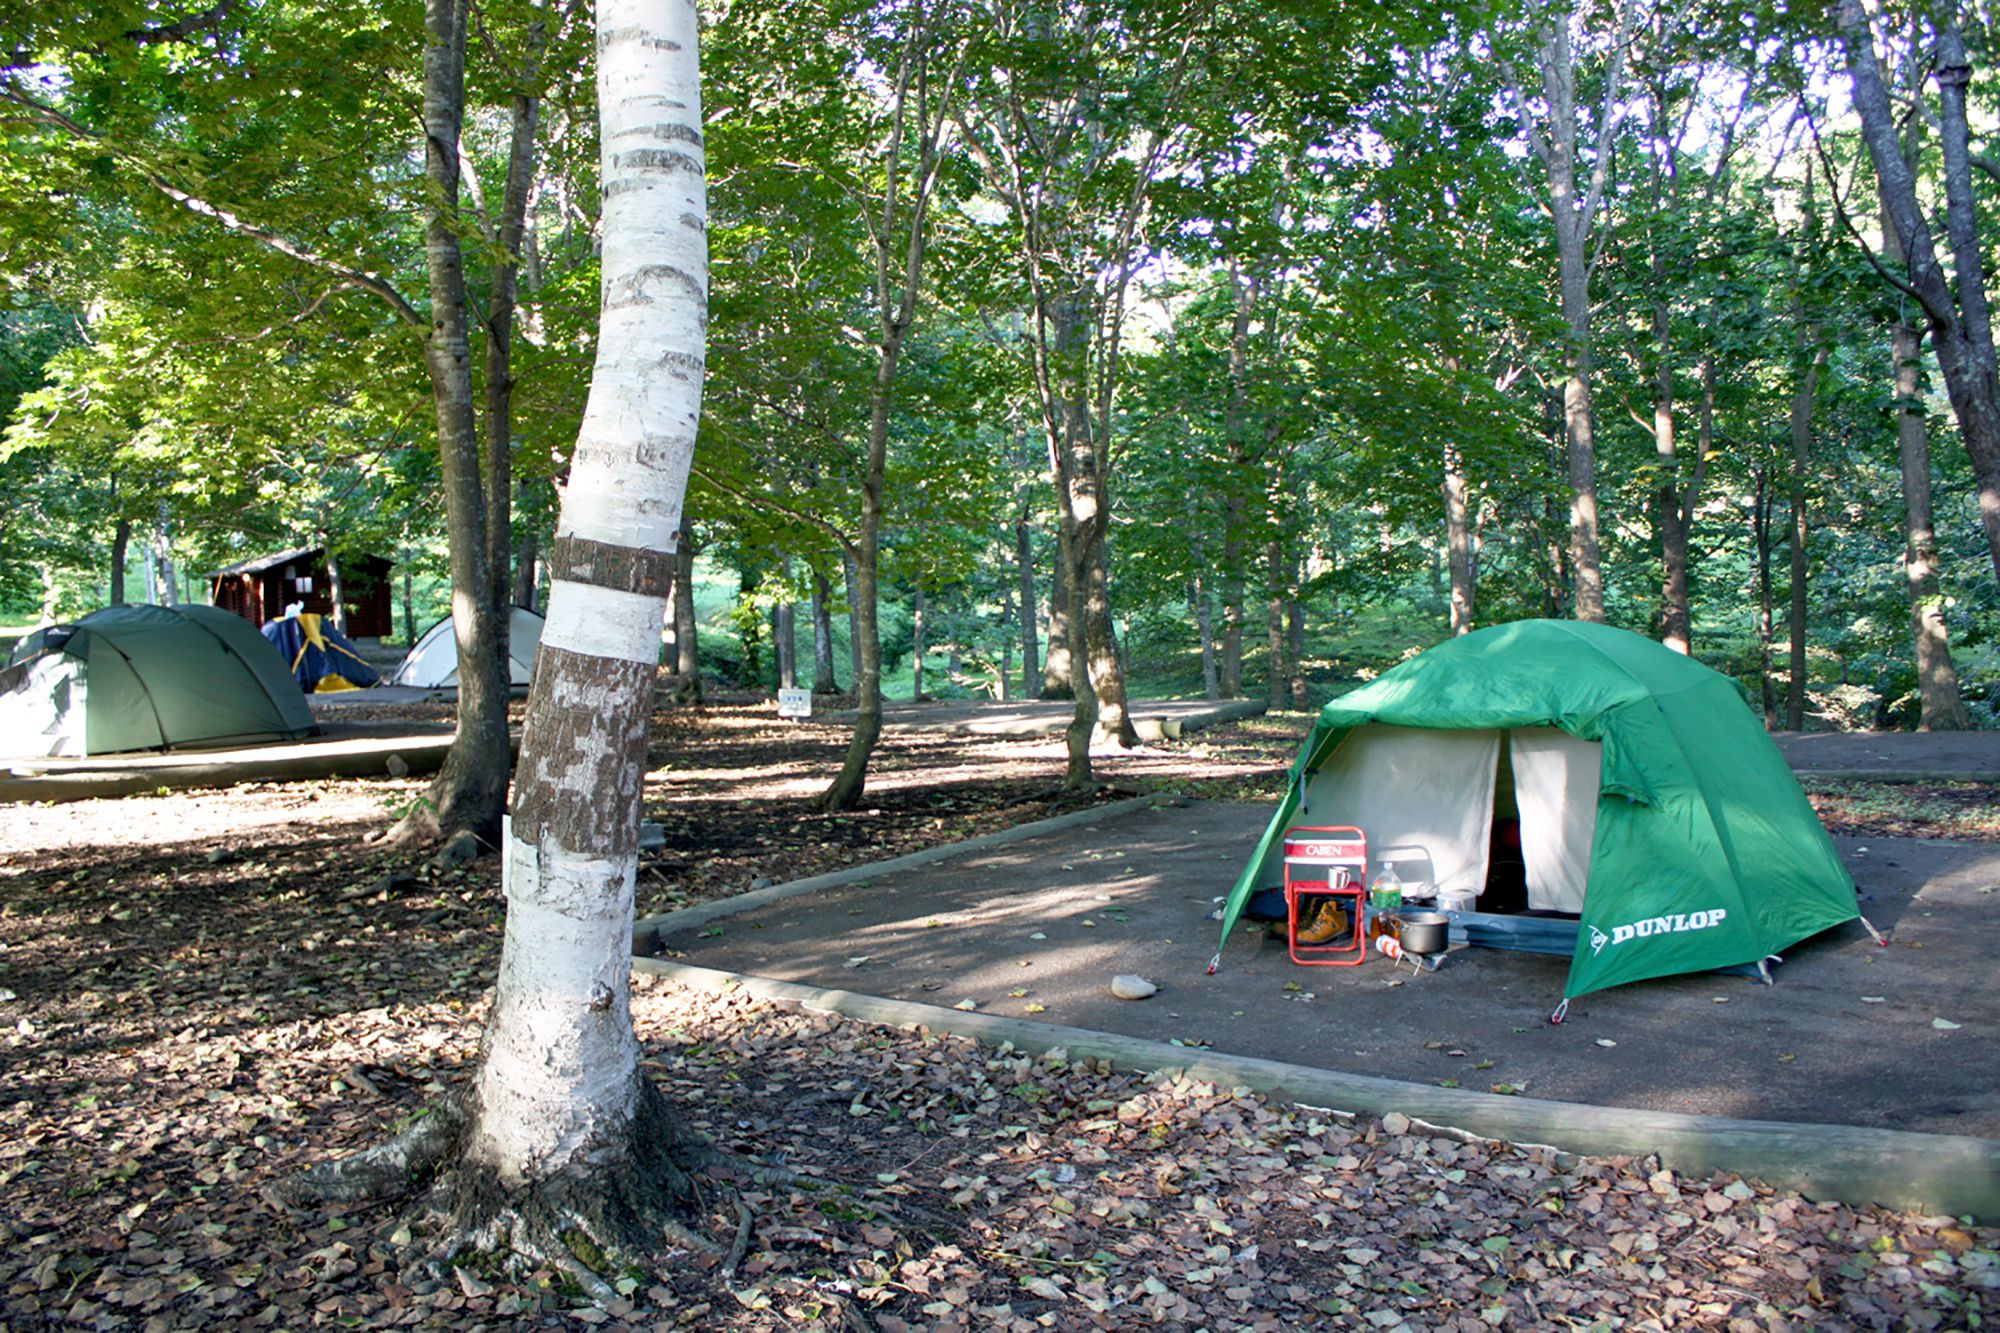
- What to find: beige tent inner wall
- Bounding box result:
[1293,724,1602,909]
[1298,724,1499,896]
[1509,727,1601,912]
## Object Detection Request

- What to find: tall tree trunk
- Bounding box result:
[1841,1,2000,584]
[1193,581,1219,701]
[1556,244,1604,623]
[1512,6,1631,622]
[402,555,417,645]
[774,553,796,691]
[286,0,711,1268]
[1041,285,1137,760]
[512,520,540,611]
[419,0,509,842]
[910,584,926,700]
[822,311,895,807]
[1786,342,1826,732]
[152,503,178,606]
[1040,547,1073,699]
[671,521,701,704]
[1443,442,1474,635]
[1654,310,1692,654]
[1286,549,1306,711]
[1753,462,1777,726]
[822,1,951,808]
[810,563,839,695]
[1893,320,1971,730]
[1871,146,1970,730]
[482,22,543,674]
[109,516,131,606]
[474,0,706,1242]
[1015,506,1039,696]
[1264,532,1286,711]
[326,552,347,633]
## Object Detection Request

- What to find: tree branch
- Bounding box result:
[689,463,856,557]
[1805,105,1924,305]
[0,82,424,329]
[123,0,238,47]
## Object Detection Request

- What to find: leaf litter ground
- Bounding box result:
[1,700,1996,1331]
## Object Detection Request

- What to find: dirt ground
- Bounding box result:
[4,699,1999,1331]
[1771,730,2000,777]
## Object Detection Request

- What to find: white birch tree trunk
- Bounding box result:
[279,0,711,1270]
[472,0,706,1187]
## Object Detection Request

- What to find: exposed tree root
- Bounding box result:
[720,1199,755,1278]
[265,1090,470,1213]
[675,1138,812,1190]
[381,802,444,850]
[272,1079,731,1291]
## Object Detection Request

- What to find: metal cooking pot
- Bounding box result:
[1395,911,1450,956]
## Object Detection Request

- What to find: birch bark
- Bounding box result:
[282,0,713,1274]
[471,0,707,1190]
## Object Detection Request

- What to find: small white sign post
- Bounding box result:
[777,687,812,720]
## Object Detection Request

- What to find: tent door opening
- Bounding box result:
[1286,723,1599,920]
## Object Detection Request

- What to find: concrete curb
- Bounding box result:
[634,795,1165,941]
[632,955,2000,1222]
[1799,769,2000,785]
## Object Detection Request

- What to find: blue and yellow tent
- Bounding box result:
[262,612,380,692]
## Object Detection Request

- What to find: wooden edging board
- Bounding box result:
[631,956,2000,1221]
[0,728,462,804]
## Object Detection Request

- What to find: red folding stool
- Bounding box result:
[1282,825,1368,966]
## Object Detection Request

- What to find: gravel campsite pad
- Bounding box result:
[2,704,1997,1329]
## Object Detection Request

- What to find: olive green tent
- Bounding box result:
[1215,620,1860,1007]
[0,604,316,756]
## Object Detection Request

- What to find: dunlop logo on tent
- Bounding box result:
[1590,909,1728,954]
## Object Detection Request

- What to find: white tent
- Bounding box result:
[391,607,544,688]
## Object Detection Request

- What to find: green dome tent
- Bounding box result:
[0,604,316,756]
[1215,620,1860,1007]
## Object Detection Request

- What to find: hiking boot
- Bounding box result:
[1294,900,1350,945]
